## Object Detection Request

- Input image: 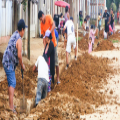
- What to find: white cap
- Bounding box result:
[105,7,107,11]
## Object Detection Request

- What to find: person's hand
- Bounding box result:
[22,64,25,71]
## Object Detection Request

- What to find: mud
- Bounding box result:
[28,53,113,119]
[78,34,89,51]
[95,40,115,51]
[108,30,120,40]
[0,52,3,67]
[0,64,37,99]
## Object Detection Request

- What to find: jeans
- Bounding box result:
[35,78,48,105]
[98,25,101,31]
[56,36,59,46]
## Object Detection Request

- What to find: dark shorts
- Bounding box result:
[105,25,109,33]
[3,65,16,88]
[65,28,67,34]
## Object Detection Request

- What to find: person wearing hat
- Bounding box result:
[2,19,27,113]
[64,17,77,69]
[33,54,49,106]
[43,30,55,90]
[38,10,60,85]
[103,7,110,38]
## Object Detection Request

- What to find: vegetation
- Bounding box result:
[21,0,27,11]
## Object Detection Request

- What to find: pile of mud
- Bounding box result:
[28,53,113,119]
[108,30,120,40]
[95,40,115,51]
[78,34,88,51]
[0,64,37,99]
[0,52,3,67]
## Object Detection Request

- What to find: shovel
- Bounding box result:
[20,69,27,113]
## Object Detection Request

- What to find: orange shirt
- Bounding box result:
[41,15,57,47]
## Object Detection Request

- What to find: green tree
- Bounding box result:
[110,2,117,13]
[21,0,27,11]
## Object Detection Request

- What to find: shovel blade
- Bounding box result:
[20,98,27,113]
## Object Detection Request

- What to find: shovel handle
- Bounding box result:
[21,68,23,79]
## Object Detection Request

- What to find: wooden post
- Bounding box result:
[77,23,78,57]
[28,1,30,60]
[97,0,98,27]
[83,0,85,20]
[12,0,14,33]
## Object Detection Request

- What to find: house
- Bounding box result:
[90,0,106,19]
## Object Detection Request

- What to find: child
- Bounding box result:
[89,25,96,45]
[88,37,92,53]
[79,11,83,27]
[33,55,49,106]
[43,30,56,86]
[109,24,113,35]
[82,19,88,36]
[98,13,102,31]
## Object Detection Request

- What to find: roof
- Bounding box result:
[55,1,70,8]
[16,0,38,4]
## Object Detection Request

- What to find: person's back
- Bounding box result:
[65,20,75,38]
[35,56,49,81]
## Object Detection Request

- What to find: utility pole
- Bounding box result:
[28,0,30,60]
[97,0,98,27]
[83,0,85,20]
[12,0,14,33]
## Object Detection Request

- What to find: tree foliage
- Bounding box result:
[106,0,120,11]
[21,0,27,12]
[110,2,117,13]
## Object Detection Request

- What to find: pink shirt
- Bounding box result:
[88,42,92,53]
[89,29,96,44]
[109,25,113,32]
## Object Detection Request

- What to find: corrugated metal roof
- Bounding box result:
[15,0,38,4]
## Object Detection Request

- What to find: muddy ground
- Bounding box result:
[0,29,120,119]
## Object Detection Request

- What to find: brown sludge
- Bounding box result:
[78,33,88,51]
[29,53,113,119]
[0,64,37,99]
[95,40,115,51]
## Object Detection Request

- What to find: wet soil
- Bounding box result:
[29,53,113,119]
[95,40,115,51]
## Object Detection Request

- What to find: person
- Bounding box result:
[103,7,110,39]
[33,55,49,106]
[64,17,77,69]
[89,25,96,46]
[2,19,27,113]
[38,11,60,84]
[43,30,55,87]
[54,29,59,45]
[108,23,113,35]
[79,11,83,27]
[88,37,92,53]
[117,10,119,24]
[82,18,88,36]
[86,15,90,28]
[64,6,70,41]
[58,13,64,34]
[98,13,102,31]
[110,9,114,29]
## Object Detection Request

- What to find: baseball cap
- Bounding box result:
[17,19,28,31]
[70,17,73,21]
[43,30,52,39]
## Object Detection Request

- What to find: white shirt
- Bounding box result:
[35,56,49,82]
[64,20,75,37]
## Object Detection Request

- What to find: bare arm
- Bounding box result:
[33,65,38,72]
[50,21,55,33]
[16,39,25,70]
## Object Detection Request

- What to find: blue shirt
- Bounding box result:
[99,16,102,26]
[54,29,59,38]
[2,31,21,71]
